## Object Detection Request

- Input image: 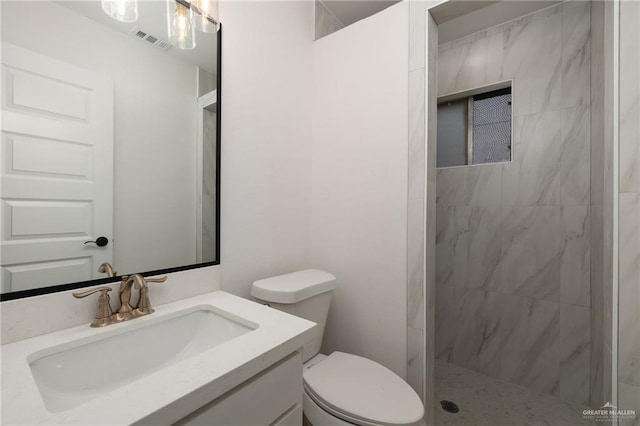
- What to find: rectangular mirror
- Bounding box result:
[0,0,221,300]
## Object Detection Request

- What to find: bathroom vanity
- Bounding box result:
[0,2,313,424]
[1,291,315,425]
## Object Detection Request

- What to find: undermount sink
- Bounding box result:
[28,306,256,413]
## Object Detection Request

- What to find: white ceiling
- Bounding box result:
[58,0,217,74]
[322,0,561,44]
[322,0,401,27]
[429,1,499,24]
[433,0,562,44]
[56,0,561,71]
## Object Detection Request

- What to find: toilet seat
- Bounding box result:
[303,352,424,426]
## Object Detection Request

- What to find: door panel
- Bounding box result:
[1,258,92,293]
[5,66,91,121]
[7,132,93,179]
[3,200,92,237]
[1,42,114,293]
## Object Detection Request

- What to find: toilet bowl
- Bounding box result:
[251,269,424,426]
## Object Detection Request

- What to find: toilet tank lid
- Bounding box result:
[251,269,336,304]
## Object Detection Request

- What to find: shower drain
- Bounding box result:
[440,400,460,414]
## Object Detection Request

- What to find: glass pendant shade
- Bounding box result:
[166,0,196,50]
[101,0,138,23]
[191,0,219,33]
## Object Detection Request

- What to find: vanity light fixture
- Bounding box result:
[167,0,196,50]
[101,0,138,23]
[191,0,219,33]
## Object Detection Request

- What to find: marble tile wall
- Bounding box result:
[589,0,612,409]
[434,2,593,406]
[423,13,437,425]
[407,0,428,422]
[619,194,640,390]
[619,1,640,196]
[407,0,437,424]
[618,0,640,422]
[202,108,217,263]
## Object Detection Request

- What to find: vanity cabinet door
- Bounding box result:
[271,404,303,425]
[174,352,303,426]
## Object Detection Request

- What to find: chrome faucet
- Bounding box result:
[73,273,167,327]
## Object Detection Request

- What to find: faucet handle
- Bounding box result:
[136,275,167,315]
[72,287,114,328]
[72,286,112,298]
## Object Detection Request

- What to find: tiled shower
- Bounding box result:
[435,2,592,406]
[432,1,639,420]
[399,0,639,422]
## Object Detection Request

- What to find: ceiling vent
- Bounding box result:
[129,28,171,51]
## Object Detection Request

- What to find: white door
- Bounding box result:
[1,42,114,293]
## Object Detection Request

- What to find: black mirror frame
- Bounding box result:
[1,25,222,302]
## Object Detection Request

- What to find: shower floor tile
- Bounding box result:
[435,360,593,426]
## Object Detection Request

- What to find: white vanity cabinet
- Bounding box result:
[1,292,315,426]
[173,352,303,426]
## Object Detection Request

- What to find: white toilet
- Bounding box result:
[251,269,424,426]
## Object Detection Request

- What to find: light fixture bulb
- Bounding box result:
[192,0,219,33]
[101,0,138,23]
[166,0,196,50]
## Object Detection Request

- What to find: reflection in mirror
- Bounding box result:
[0,0,220,299]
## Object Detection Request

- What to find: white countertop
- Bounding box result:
[1,291,316,425]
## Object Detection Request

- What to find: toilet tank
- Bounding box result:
[251,270,336,362]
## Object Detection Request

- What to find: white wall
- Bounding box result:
[217,0,411,379]
[1,266,220,344]
[1,1,197,275]
[311,2,409,378]
[1,0,413,384]
[218,0,314,297]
